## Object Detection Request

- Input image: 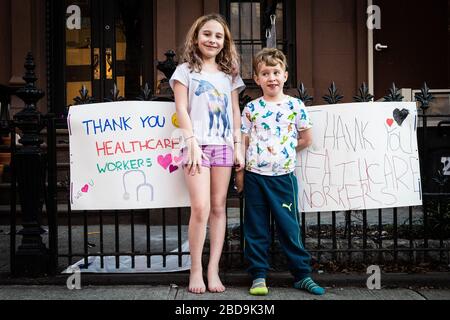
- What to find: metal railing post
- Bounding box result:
[12,52,49,277]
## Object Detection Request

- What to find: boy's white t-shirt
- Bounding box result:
[169,62,245,148]
[241,96,313,176]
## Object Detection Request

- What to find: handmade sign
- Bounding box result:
[296,102,422,212]
[68,101,190,210]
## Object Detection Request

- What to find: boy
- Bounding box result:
[235,48,325,296]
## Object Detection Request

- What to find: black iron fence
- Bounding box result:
[1,53,449,277]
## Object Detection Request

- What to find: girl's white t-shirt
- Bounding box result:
[169,62,245,148]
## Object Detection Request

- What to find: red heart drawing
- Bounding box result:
[169,165,179,173]
[173,155,183,165]
[157,154,172,170]
[81,184,89,193]
[386,118,394,127]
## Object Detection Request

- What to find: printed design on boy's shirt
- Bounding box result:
[275,126,281,137]
[300,109,307,120]
[298,108,312,129]
[290,131,297,139]
[241,96,312,176]
[283,159,293,170]
[267,146,277,156]
[262,111,273,118]
[256,143,263,155]
[290,141,296,150]
[261,122,271,130]
[193,79,230,138]
[276,112,283,122]
[287,100,294,110]
[288,123,294,133]
[287,112,297,121]
[257,161,270,168]
[251,113,260,122]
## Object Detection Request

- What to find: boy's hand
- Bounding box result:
[234,171,244,194]
[234,148,245,172]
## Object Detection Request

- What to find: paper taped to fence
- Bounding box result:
[296,102,422,212]
[68,101,190,210]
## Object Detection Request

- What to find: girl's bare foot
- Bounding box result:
[207,268,225,293]
[189,270,206,294]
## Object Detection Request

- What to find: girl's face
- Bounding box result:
[197,20,225,60]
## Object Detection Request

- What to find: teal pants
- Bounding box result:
[243,171,311,281]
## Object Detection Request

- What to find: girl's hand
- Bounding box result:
[186,140,205,176]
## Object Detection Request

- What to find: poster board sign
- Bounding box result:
[69,101,190,210]
[296,102,422,212]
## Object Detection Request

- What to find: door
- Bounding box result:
[373,0,449,99]
[64,0,153,107]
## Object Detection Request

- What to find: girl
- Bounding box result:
[169,14,245,294]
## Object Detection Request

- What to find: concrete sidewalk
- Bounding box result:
[0,284,449,300]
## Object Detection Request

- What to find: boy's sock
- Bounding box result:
[294,277,325,295]
[249,278,269,296]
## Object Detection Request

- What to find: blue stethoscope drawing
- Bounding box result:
[122,170,154,202]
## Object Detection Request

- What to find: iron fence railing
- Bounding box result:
[2,53,449,277]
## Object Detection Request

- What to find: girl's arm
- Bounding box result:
[231,89,245,171]
[234,133,248,194]
[173,80,204,175]
[173,80,193,136]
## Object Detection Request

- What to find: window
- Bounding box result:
[221,0,296,87]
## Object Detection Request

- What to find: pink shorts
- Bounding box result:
[180,145,234,168]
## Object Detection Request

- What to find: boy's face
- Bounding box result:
[254,62,288,99]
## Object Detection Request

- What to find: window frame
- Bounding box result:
[220,0,297,88]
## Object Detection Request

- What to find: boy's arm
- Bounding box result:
[296,128,313,152]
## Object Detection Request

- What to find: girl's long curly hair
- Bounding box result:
[181,14,240,77]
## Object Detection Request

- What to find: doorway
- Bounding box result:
[62,0,153,108]
[372,0,449,99]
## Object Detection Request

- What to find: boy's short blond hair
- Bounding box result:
[253,48,288,75]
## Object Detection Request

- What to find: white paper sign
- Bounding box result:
[68,101,190,210]
[296,102,422,212]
